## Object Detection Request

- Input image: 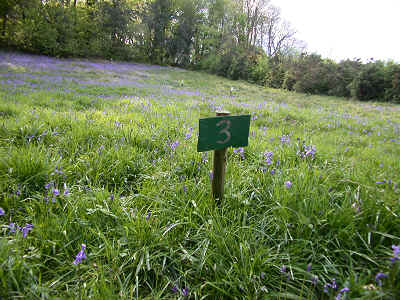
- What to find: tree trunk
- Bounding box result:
[1,15,7,39]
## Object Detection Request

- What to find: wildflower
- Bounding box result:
[55,166,64,175]
[21,224,33,238]
[185,127,193,140]
[391,245,400,262]
[201,152,208,164]
[306,263,312,273]
[375,272,388,286]
[285,181,292,188]
[233,147,245,159]
[171,285,178,293]
[73,244,87,265]
[9,223,17,233]
[336,288,350,300]
[146,211,151,221]
[53,188,60,196]
[64,183,69,196]
[0,207,5,216]
[264,151,273,165]
[182,287,189,297]
[260,272,266,280]
[312,276,318,286]
[170,141,179,151]
[280,135,290,145]
[209,170,213,182]
[280,265,287,273]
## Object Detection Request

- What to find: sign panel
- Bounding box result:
[197,115,251,152]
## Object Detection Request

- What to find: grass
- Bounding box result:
[0,51,400,299]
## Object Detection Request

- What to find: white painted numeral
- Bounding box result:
[216,119,231,144]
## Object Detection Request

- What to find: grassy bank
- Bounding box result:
[0,51,399,299]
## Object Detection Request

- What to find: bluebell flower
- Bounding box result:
[73,244,87,265]
[306,263,312,272]
[185,127,193,140]
[182,287,189,297]
[264,151,273,165]
[336,287,349,300]
[375,272,388,286]
[391,245,400,262]
[285,181,292,188]
[21,224,33,238]
[146,211,151,221]
[0,207,5,216]
[9,223,17,233]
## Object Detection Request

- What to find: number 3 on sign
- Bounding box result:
[216,119,231,144]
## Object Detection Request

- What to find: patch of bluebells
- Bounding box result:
[324,278,337,293]
[233,147,245,160]
[171,285,189,297]
[297,140,317,160]
[9,223,33,238]
[279,135,291,145]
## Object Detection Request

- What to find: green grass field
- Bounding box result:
[0,51,400,299]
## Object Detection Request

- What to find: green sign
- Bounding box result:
[197,115,251,152]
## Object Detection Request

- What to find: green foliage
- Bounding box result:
[350,60,387,101]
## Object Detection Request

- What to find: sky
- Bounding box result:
[272,0,400,62]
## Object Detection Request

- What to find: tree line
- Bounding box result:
[1,0,399,102]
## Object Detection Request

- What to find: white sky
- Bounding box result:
[272,0,400,62]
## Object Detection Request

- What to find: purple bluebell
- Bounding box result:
[64,184,69,196]
[9,223,17,233]
[182,287,189,297]
[280,135,290,145]
[336,288,350,300]
[280,265,287,273]
[233,147,245,159]
[185,127,193,140]
[171,285,178,293]
[264,151,273,165]
[201,152,208,164]
[21,224,33,238]
[391,245,400,262]
[306,263,312,273]
[375,272,388,286]
[312,276,318,286]
[0,207,5,216]
[73,244,87,265]
[209,171,213,182]
[170,141,179,151]
[53,188,60,196]
[146,212,151,221]
[260,272,266,279]
[285,181,292,188]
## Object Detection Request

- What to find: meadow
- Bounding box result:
[0,51,399,299]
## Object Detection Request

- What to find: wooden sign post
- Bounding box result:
[197,112,251,204]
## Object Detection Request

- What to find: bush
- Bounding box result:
[350,61,386,101]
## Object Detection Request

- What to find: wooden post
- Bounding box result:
[212,111,230,204]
